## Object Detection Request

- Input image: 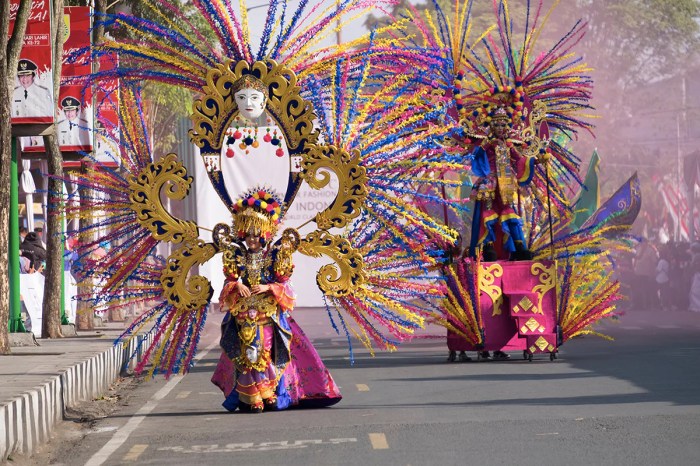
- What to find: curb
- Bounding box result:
[0,333,153,462]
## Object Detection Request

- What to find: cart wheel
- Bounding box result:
[527,353,533,362]
[549,352,555,361]
[523,350,528,360]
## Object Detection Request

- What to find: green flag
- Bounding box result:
[571,150,600,230]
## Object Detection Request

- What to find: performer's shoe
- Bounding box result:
[458,351,472,362]
[511,241,533,261]
[251,402,264,413]
[493,351,511,360]
[447,351,457,362]
[264,396,277,409]
[482,243,497,262]
[479,351,491,360]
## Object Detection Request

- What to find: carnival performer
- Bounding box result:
[211,187,341,413]
[61,0,468,382]
[468,105,547,262]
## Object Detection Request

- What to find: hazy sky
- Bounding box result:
[243,0,382,50]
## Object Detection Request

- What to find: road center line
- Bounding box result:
[121,444,149,462]
[369,433,389,450]
[176,390,192,399]
[85,340,219,466]
[356,384,370,392]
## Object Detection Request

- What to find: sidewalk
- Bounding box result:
[0,323,152,462]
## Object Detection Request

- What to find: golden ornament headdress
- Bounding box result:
[231,187,284,240]
[231,74,269,99]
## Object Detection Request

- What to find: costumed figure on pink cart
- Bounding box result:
[410,0,635,363]
[467,102,548,262]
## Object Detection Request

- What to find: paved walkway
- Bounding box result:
[0,322,152,462]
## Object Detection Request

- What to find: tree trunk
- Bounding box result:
[41,0,66,339]
[93,0,107,45]
[41,134,64,338]
[0,70,12,354]
[75,162,95,330]
[1,0,34,354]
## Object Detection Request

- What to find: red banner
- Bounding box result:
[93,53,120,167]
[10,0,55,125]
[23,6,94,154]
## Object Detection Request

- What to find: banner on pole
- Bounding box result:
[10,0,55,125]
[22,6,94,153]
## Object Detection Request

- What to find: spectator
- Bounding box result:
[64,237,79,272]
[655,246,671,311]
[688,243,700,312]
[19,254,33,274]
[632,241,659,310]
[34,225,47,248]
[21,231,46,271]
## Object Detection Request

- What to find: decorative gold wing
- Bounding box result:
[301,143,368,230]
[129,153,199,244]
[298,230,366,297]
[161,240,217,310]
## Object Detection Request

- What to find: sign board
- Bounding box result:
[22,6,94,153]
[10,0,55,125]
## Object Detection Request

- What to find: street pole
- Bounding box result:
[676,113,682,242]
[9,138,26,333]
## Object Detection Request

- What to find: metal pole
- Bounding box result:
[676,114,683,242]
[60,234,68,324]
[9,138,27,333]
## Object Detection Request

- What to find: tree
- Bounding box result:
[556,0,700,191]
[1,0,33,353]
[41,0,66,339]
[73,0,107,330]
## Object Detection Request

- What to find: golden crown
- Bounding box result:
[231,74,269,98]
[232,187,284,240]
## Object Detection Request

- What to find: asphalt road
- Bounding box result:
[35,308,700,466]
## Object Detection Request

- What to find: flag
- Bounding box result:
[684,151,700,188]
[658,175,692,241]
[581,172,641,231]
[571,150,600,230]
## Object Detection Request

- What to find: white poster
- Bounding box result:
[195,122,339,307]
[64,270,77,324]
[20,273,45,337]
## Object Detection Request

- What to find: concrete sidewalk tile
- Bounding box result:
[0,329,153,462]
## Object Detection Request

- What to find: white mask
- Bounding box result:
[234,88,266,121]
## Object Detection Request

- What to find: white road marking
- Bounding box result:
[158,438,357,453]
[121,444,148,462]
[198,391,220,395]
[535,432,560,436]
[91,426,118,434]
[369,433,389,450]
[84,340,219,466]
